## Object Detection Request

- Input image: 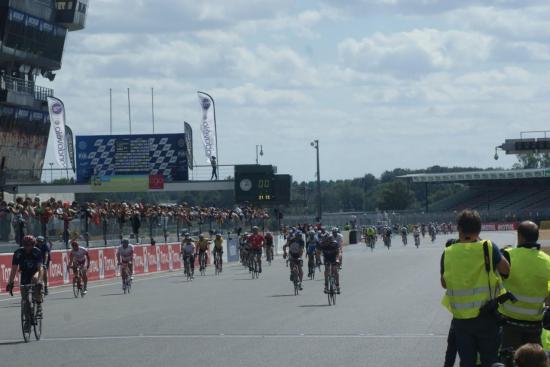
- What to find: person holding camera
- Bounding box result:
[440,210,510,367]
[497,221,550,367]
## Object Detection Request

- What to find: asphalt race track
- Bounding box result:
[0,231,517,367]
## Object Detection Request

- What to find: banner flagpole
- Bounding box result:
[197,91,219,177]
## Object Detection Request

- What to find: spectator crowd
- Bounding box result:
[0,196,270,247]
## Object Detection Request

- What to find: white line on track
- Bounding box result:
[0,271,182,303]
[0,333,447,343]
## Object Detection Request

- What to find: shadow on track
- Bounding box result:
[268,294,295,298]
[0,340,26,345]
[299,304,331,308]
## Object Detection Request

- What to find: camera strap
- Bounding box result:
[482,240,495,300]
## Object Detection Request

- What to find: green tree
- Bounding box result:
[513,153,550,169]
[376,181,416,210]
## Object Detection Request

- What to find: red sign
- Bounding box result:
[149,175,164,190]
[0,243,183,295]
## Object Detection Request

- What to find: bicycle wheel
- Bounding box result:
[33,302,42,340]
[126,279,132,294]
[72,275,79,298]
[21,299,31,343]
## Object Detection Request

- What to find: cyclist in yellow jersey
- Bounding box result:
[195,234,210,272]
[212,233,224,272]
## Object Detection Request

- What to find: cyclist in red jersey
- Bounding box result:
[248,226,265,273]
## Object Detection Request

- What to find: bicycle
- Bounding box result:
[401,234,407,246]
[19,284,42,342]
[214,252,222,275]
[198,251,207,276]
[326,263,337,306]
[251,252,260,279]
[265,246,273,265]
[183,255,194,281]
[367,235,375,251]
[120,262,132,294]
[290,259,301,295]
[72,265,85,298]
[414,235,420,248]
[307,253,315,280]
[383,235,391,250]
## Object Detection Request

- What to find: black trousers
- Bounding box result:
[500,321,542,367]
[453,316,500,367]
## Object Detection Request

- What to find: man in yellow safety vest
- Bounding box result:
[498,221,550,366]
[441,210,510,367]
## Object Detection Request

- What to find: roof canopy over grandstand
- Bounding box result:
[399,168,550,213]
[399,168,550,183]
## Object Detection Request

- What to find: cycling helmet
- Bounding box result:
[198,234,204,240]
[215,233,221,237]
[121,239,129,245]
[331,227,339,233]
[294,231,302,238]
[70,239,79,247]
[36,236,45,243]
[22,235,36,247]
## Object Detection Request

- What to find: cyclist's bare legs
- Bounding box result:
[82,271,88,290]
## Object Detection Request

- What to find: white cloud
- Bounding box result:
[338,29,493,77]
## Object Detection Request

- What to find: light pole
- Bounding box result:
[49,162,54,183]
[255,145,263,164]
[310,140,322,222]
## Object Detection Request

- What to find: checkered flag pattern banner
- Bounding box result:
[76,134,188,183]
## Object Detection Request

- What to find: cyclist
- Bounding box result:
[195,234,210,272]
[68,240,90,295]
[283,231,305,290]
[212,233,224,272]
[413,225,421,247]
[248,226,264,273]
[35,236,51,295]
[264,231,274,262]
[116,239,134,287]
[181,234,195,278]
[429,223,437,242]
[239,232,250,267]
[6,235,44,320]
[318,233,340,294]
[400,225,408,246]
[306,230,318,277]
[331,227,344,267]
[382,226,392,248]
[366,226,376,248]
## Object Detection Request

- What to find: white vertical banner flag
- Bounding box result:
[47,96,68,169]
[197,92,217,163]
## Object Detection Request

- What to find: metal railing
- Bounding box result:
[282,208,550,228]
[0,213,273,253]
[0,75,54,102]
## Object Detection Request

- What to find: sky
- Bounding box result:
[45,0,550,181]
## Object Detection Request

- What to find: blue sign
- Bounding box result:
[227,239,239,262]
[75,133,189,184]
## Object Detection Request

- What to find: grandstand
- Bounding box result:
[0,0,87,185]
[401,168,550,214]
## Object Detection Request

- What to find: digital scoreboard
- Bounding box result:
[234,165,291,205]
